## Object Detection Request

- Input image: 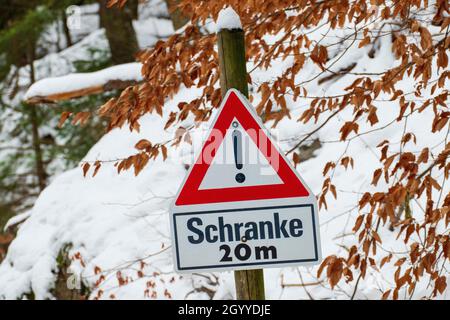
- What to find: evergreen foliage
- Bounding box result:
[0,5,53,79]
[0,2,110,227]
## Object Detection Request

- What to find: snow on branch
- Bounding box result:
[3,210,31,232]
[216,6,242,32]
[24,63,143,104]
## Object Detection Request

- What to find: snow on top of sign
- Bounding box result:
[216,6,242,32]
[24,63,143,99]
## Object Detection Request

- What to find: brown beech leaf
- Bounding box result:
[107,0,127,8]
[339,122,359,140]
[371,168,382,186]
[435,276,447,294]
[381,289,391,300]
[372,230,382,244]
[367,106,379,125]
[135,139,152,151]
[417,148,429,164]
[82,162,90,177]
[380,254,392,268]
[293,152,300,167]
[353,215,364,232]
[419,27,432,50]
[58,111,72,128]
[71,111,90,126]
[317,255,335,278]
[359,36,371,48]
[92,161,101,177]
[164,112,177,130]
[328,258,343,288]
[161,145,168,161]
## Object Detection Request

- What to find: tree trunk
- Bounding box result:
[165,0,189,31]
[61,9,73,48]
[128,0,139,20]
[217,28,266,300]
[27,44,46,192]
[28,106,46,192]
[99,0,139,64]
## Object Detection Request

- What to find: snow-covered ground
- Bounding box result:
[0,4,449,300]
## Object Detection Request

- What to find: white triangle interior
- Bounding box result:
[199,118,283,190]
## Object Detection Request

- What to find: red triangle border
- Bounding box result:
[175,91,309,206]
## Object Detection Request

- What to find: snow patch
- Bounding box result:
[216,6,242,32]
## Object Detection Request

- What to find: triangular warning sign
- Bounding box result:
[175,89,310,206]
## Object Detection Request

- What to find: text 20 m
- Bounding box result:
[219,243,277,262]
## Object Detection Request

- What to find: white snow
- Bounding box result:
[24,63,143,99]
[134,17,174,48]
[216,6,242,32]
[3,211,32,232]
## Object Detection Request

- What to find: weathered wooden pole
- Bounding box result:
[217,14,266,301]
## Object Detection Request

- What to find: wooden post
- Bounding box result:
[217,27,266,300]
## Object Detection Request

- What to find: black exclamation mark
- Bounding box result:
[232,121,245,183]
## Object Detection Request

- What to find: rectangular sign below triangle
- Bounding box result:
[170,89,322,272]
